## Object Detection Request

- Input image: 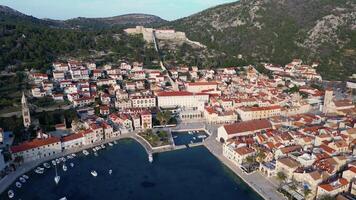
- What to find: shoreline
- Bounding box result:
[203,137,285,200]
[0,130,284,200]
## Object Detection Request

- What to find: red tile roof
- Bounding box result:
[223,119,272,135]
[10,137,60,153]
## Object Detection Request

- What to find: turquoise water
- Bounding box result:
[1,139,263,200]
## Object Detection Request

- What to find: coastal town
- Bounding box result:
[0,50,355,200]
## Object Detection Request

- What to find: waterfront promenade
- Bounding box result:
[203,134,285,200]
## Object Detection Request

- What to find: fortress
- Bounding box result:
[124,26,204,48]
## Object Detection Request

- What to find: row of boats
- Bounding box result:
[7,141,118,199]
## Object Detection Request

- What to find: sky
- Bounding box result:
[0,0,236,21]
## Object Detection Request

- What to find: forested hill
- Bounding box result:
[167,0,356,80]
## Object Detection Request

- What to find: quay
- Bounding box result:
[0,125,285,200]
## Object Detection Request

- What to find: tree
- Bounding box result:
[303,188,311,199]
[256,149,266,164]
[276,171,287,188]
[156,111,171,126]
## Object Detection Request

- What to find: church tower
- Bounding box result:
[22,92,31,128]
[323,88,334,114]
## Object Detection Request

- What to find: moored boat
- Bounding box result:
[113,141,117,144]
[22,174,29,180]
[91,170,98,177]
[43,162,51,169]
[83,150,89,156]
[70,163,74,167]
[59,197,67,200]
[108,142,113,146]
[19,177,26,183]
[62,164,67,172]
[52,160,57,166]
[15,182,22,188]
[101,144,105,149]
[8,190,14,199]
[54,165,60,184]
[35,167,44,174]
[109,169,112,175]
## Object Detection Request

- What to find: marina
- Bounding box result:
[0,139,262,200]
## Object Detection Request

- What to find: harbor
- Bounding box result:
[0,139,263,200]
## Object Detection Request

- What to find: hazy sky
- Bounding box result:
[0,0,235,20]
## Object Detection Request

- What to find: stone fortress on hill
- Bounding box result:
[124,26,206,48]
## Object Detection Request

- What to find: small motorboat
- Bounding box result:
[71,153,76,157]
[173,136,178,138]
[56,159,60,164]
[94,152,98,156]
[109,169,112,175]
[70,163,74,167]
[54,175,60,184]
[83,150,89,156]
[35,167,44,174]
[43,163,51,169]
[92,148,97,152]
[19,177,26,183]
[15,182,22,188]
[8,190,14,199]
[22,175,29,180]
[193,137,196,140]
[54,165,60,184]
[52,160,57,166]
[101,144,105,149]
[62,164,67,172]
[91,170,98,177]
[59,197,67,200]
[61,157,66,162]
[67,155,72,159]
[113,141,117,144]
[108,142,113,146]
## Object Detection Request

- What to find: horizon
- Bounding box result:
[0,0,236,21]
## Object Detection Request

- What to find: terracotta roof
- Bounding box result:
[235,146,255,156]
[62,133,84,142]
[11,137,60,153]
[319,178,348,191]
[277,157,300,168]
[186,81,218,86]
[223,119,272,135]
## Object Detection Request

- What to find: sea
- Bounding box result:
[1,139,263,200]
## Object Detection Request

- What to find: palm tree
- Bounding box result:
[256,149,266,164]
[303,188,311,199]
[276,171,287,189]
[156,111,171,126]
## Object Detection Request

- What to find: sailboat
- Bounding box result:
[54,165,60,184]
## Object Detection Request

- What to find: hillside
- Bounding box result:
[66,14,166,29]
[0,5,166,29]
[168,0,356,80]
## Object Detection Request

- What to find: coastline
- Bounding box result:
[1,129,284,200]
[203,136,285,200]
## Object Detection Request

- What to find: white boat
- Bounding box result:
[62,164,67,172]
[109,169,112,175]
[101,144,105,149]
[8,190,14,199]
[113,141,117,144]
[43,163,51,169]
[19,177,26,183]
[197,135,206,139]
[70,163,74,167]
[173,136,178,138]
[67,155,72,159]
[71,153,76,157]
[56,159,60,164]
[15,182,22,188]
[59,197,67,200]
[61,157,66,162]
[35,167,44,174]
[52,160,57,166]
[83,150,89,156]
[91,170,98,177]
[22,175,29,180]
[193,137,196,140]
[94,152,98,156]
[54,165,60,184]
[108,142,113,146]
[92,148,97,152]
